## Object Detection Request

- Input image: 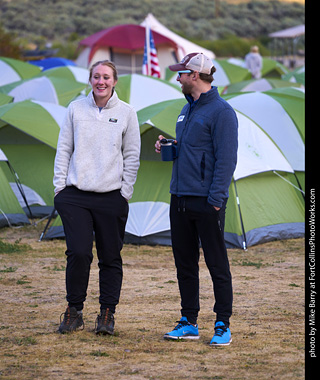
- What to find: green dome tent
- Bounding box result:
[0,93,13,106]
[132,92,304,248]
[224,87,305,193]
[0,100,66,210]
[165,58,251,87]
[0,56,41,86]
[116,74,184,111]
[0,149,30,227]
[222,78,303,94]
[226,57,288,79]
[0,76,87,107]
[37,65,90,85]
[282,65,305,86]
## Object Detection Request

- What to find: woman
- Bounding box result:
[54,60,140,335]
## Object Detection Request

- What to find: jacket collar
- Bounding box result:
[87,89,119,109]
[185,86,218,105]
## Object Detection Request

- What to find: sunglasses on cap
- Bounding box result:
[177,70,194,78]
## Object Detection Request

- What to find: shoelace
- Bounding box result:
[96,309,113,327]
[60,309,84,329]
[173,320,189,330]
[214,325,228,337]
[102,311,112,324]
[60,310,72,324]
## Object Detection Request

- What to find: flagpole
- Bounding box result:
[146,23,151,76]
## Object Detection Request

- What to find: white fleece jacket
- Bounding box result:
[53,90,140,200]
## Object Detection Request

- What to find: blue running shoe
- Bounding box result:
[164,316,200,340]
[210,321,232,346]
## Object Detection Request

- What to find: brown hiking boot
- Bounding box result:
[95,308,115,335]
[58,306,84,334]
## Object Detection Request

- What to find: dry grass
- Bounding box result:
[0,221,304,380]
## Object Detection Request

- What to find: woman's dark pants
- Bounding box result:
[54,186,128,313]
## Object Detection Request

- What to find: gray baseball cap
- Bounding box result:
[169,53,214,74]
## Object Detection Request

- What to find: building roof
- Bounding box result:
[269,24,305,39]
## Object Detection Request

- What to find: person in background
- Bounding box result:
[155,53,238,346]
[54,60,140,335]
[245,45,263,79]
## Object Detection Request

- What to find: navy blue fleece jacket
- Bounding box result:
[170,86,238,208]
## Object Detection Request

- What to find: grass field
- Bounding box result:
[0,221,305,379]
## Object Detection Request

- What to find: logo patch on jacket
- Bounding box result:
[177,115,185,122]
[109,118,118,123]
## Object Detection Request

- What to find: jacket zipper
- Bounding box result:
[201,152,206,184]
[176,102,198,195]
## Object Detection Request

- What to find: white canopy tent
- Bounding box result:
[269,24,305,39]
[141,13,215,61]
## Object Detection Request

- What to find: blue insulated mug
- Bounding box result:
[160,139,178,161]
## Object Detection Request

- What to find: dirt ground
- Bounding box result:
[0,221,305,380]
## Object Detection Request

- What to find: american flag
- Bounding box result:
[142,26,161,78]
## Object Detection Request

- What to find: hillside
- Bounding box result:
[224,0,304,3]
[0,0,304,46]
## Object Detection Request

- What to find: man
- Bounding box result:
[155,53,238,346]
[245,45,263,79]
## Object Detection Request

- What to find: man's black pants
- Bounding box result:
[54,186,128,313]
[170,195,232,326]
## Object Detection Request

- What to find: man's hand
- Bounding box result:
[155,135,165,153]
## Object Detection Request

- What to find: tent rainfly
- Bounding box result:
[28,57,76,71]
[38,66,90,85]
[0,76,86,106]
[116,73,184,112]
[222,78,304,94]
[0,56,41,87]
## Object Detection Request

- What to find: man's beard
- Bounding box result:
[181,82,192,95]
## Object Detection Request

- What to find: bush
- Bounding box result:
[0,24,22,59]
[195,35,270,58]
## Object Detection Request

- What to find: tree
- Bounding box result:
[215,0,221,18]
[0,25,22,59]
